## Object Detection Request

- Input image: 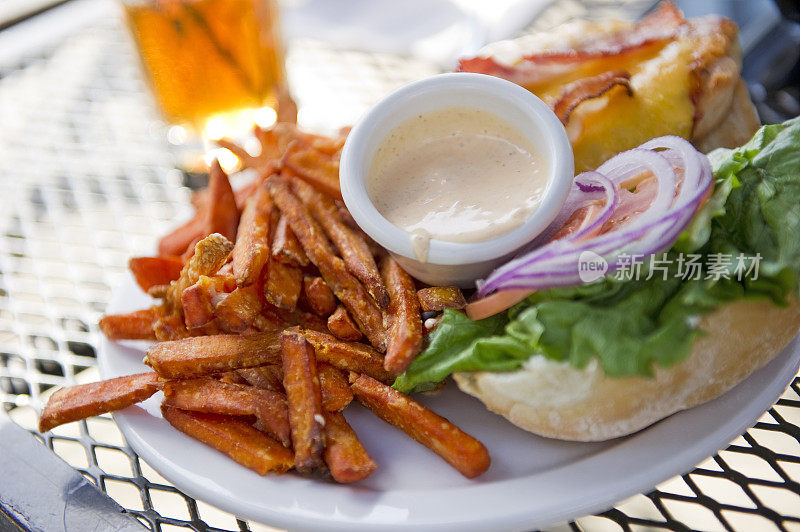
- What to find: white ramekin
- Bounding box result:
[339,72,574,287]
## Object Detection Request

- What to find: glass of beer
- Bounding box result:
[122,0,286,140]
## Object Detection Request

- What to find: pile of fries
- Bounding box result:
[38,120,488,482]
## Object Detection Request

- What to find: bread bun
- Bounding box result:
[453,299,800,441]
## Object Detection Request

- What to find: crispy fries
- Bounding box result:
[144,330,283,379]
[162,406,294,475]
[39,372,159,432]
[283,141,342,201]
[417,286,467,312]
[99,309,158,340]
[264,259,303,310]
[165,233,234,315]
[232,186,273,286]
[303,276,337,316]
[350,374,491,478]
[323,411,376,483]
[97,124,496,484]
[271,215,309,267]
[301,329,394,382]
[281,329,326,473]
[237,365,284,393]
[161,377,291,447]
[129,256,184,292]
[265,175,386,351]
[158,214,204,257]
[326,305,362,342]
[292,179,389,309]
[215,284,263,333]
[204,160,240,244]
[381,257,424,375]
[318,363,353,412]
[181,275,227,329]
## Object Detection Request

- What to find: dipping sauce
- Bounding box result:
[368,106,548,262]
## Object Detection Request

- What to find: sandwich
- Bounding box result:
[391,4,800,440]
[394,116,800,441]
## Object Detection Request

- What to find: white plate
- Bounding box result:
[99,276,800,532]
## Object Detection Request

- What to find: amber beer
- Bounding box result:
[124,0,285,129]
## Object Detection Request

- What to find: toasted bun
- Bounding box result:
[453,299,800,441]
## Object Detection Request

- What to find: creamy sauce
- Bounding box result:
[368,106,548,261]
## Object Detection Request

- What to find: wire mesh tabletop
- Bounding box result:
[1,0,799,531]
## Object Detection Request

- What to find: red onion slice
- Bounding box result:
[477,137,712,297]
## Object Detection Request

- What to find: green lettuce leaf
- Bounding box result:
[394,117,800,394]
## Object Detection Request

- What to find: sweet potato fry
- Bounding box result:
[323,411,376,483]
[303,276,337,316]
[204,160,240,244]
[265,175,386,351]
[381,257,424,375]
[237,365,284,393]
[144,329,283,379]
[264,259,303,310]
[181,275,228,329]
[162,406,293,475]
[165,233,234,315]
[292,179,389,309]
[271,215,309,266]
[350,375,490,478]
[129,256,184,292]
[152,309,192,341]
[161,377,290,447]
[282,141,342,201]
[232,186,273,286]
[281,329,325,473]
[326,305,362,342]
[215,284,263,333]
[218,371,249,385]
[39,372,159,432]
[417,286,467,312]
[318,363,353,412]
[158,214,204,257]
[300,329,394,382]
[257,304,328,333]
[99,309,157,341]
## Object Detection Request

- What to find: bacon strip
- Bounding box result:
[144,329,283,379]
[162,406,293,475]
[458,2,684,87]
[39,372,159,432]
[553,70,633,124]
[350,374,490,479]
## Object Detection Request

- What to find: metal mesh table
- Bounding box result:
[1,0,799,530]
